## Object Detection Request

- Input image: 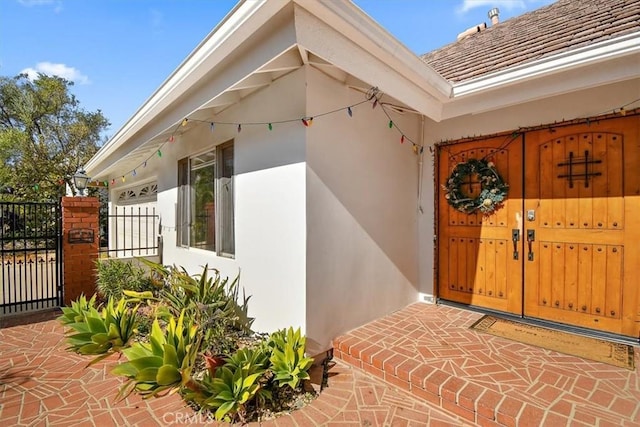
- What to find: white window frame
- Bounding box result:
[177,141,234,257]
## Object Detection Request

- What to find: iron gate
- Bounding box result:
[0,201,63,315]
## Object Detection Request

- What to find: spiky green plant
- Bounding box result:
[184,347,271,423]
[135,259,255,356]
[268,327,314,390]
[58,293,97,325]
[224,347,270,373]
[60,296,139,365]
[111,310,201,399]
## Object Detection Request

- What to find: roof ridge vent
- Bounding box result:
[456,22,487,41]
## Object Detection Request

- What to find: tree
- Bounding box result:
[0,73,109,201]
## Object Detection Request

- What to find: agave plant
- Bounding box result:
[268,327,314,390]
[111,310,201,399]
[58,293,97,325]
[137,259,254,332]
[60,296,139,365]
[223,274,255,333]
[224,347,270,373]
[184,347,271,423]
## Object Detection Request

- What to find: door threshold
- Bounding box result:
[437,299,640,346]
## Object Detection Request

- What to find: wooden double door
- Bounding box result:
[437,115,640,339]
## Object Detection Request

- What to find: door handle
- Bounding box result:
[527,229,535,261]
[512,229,520,260]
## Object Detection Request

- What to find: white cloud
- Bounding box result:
[458,0,538,13]
[19,0,55,5]
[18,0,62,13]
[21,62,90,85]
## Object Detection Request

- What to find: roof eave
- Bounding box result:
[85,0,453,179]
[452,32,640,98]
[85,0,289,176]
[439,32,640,120]
[297,0,452,103]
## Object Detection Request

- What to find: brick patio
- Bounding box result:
[2,303,639,426]
[0,312,466,426]
[333,303,640,426]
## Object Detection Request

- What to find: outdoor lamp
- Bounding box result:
[73,168,90,194]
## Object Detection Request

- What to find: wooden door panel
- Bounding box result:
[576,243,593,315]
[524,116,639,338]
[437,137,523,314]
[564,243,578,311]
[577,134,594,229]
[563,135,580,229]
[551,138,566,228]
[606,134,624,230]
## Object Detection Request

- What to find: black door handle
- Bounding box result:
[512,229,520,260]
[527,229,535,261]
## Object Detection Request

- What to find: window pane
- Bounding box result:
[219,143,234,255]
[190,160,215,251]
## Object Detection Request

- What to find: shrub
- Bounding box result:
[95,258,155,301]
[137,259,254,355]
[59,262,318,423]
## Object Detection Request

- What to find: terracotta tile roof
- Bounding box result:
[421,0,640,83]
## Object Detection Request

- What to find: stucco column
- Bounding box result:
[61,196,99,305]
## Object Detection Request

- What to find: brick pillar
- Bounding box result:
[61,196,100,305]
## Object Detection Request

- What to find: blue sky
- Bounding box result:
[1,0,555,138]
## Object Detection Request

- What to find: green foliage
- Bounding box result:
[224,275,255,334]
[111,310,201,399]
[184,347,271,423]
[443,158,509,215]
[147,261,229,318]
[59,297,139,365]
[95,259,156,301]
[59,260,317,422]
[268,327,314,390]
[225,346,270,374]
[209,366,267,422]
[58,293,97,325]
[0,74,109,201]
[138,259,254,354]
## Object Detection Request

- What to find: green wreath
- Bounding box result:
[443,158,509,215]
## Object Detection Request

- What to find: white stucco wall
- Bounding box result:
[305,67,422,355]
[417,79,639,299]
[152,68,308,335]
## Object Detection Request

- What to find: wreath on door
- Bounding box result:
[443,158,509,215]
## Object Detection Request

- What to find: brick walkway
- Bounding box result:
[0,314,466,426]
[334,303,640,426]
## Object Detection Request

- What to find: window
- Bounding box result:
[177,141,234,256]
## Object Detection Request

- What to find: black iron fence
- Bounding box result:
[100,206,159,258]
[0,201,62,315]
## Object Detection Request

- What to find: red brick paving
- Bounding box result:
[0,316,467,426]
[334,303,640,426]
[3,303,639,426]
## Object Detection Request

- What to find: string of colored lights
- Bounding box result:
[102,87,425,188]
[84,93,639,189]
